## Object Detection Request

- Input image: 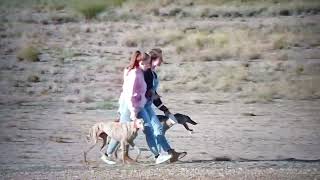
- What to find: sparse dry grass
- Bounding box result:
[0,0,125,21]
[157,58,320,102]
[242,77,320,103]
[276,77,320,100]
[2,0,320,104]
[98,0,319,20]
[166,0,320,18]
[1,0,319,23]
[157,63,249,93]
[121,21,320,62]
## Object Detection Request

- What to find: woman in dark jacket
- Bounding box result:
[144,48,187,163]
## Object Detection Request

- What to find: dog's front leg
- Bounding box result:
[122,141,136,164]
[84,143,97,163]
[113,143,120,160]
[129,141,141,162]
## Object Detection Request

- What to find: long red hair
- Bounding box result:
[127,51,150,71]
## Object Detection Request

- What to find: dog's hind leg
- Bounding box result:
[84,144,96,163]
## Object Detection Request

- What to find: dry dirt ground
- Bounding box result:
[0,1,320,179]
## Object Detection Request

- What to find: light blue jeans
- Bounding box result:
[144,101,171,153]
[106,101,159,156]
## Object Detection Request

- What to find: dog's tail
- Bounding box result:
[86,128,93,143]
[86,124,99,144]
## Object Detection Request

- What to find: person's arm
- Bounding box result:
[153,91,178,124]
[144,69,153,91]
[144,69,154,99]
[127,69,146,119]
[153,91,169,113]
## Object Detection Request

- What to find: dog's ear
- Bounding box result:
[157,115,167,123]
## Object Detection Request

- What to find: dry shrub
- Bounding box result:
[197,49,233,61]
[270,33,293,50]
[122,31,153,47]
[266,0,320,16]
[249,83,277,102]
[71,0,125,19]
[175,28,268,61]
[242,76,320,102]
[213,65,248,92]
[122,29,183,47]
[121,23,319,61]
[275,52,289,61]
[157,63,249,93]
[72,0,107,19]
[121,0,174,13]
[17,44,40,62]
[96,100,117,110]
[27,75,40,83]
[276,78,320,100]
[181,0,320,18]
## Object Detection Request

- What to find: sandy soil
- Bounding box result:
[0,4,320,179]
[0,95,320,179]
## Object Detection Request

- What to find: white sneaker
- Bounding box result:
[100,154,116,165]
[155,154,172,164]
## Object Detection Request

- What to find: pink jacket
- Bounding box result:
[120,68,147,119]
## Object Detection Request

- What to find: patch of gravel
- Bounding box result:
[1,161,320,180]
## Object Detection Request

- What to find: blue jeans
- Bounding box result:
[144,101,171,153]
[138,109,159,156]
[106,102,159,156]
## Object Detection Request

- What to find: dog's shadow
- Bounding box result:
[181,157,320,164]
[181,157,233,164]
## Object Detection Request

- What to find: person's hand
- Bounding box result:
[164,110,178,125]
[168,113,178,124]
[164,110,171,117]
[130,112,138,121]
[145,89,154,99]
[145,89,152,98]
